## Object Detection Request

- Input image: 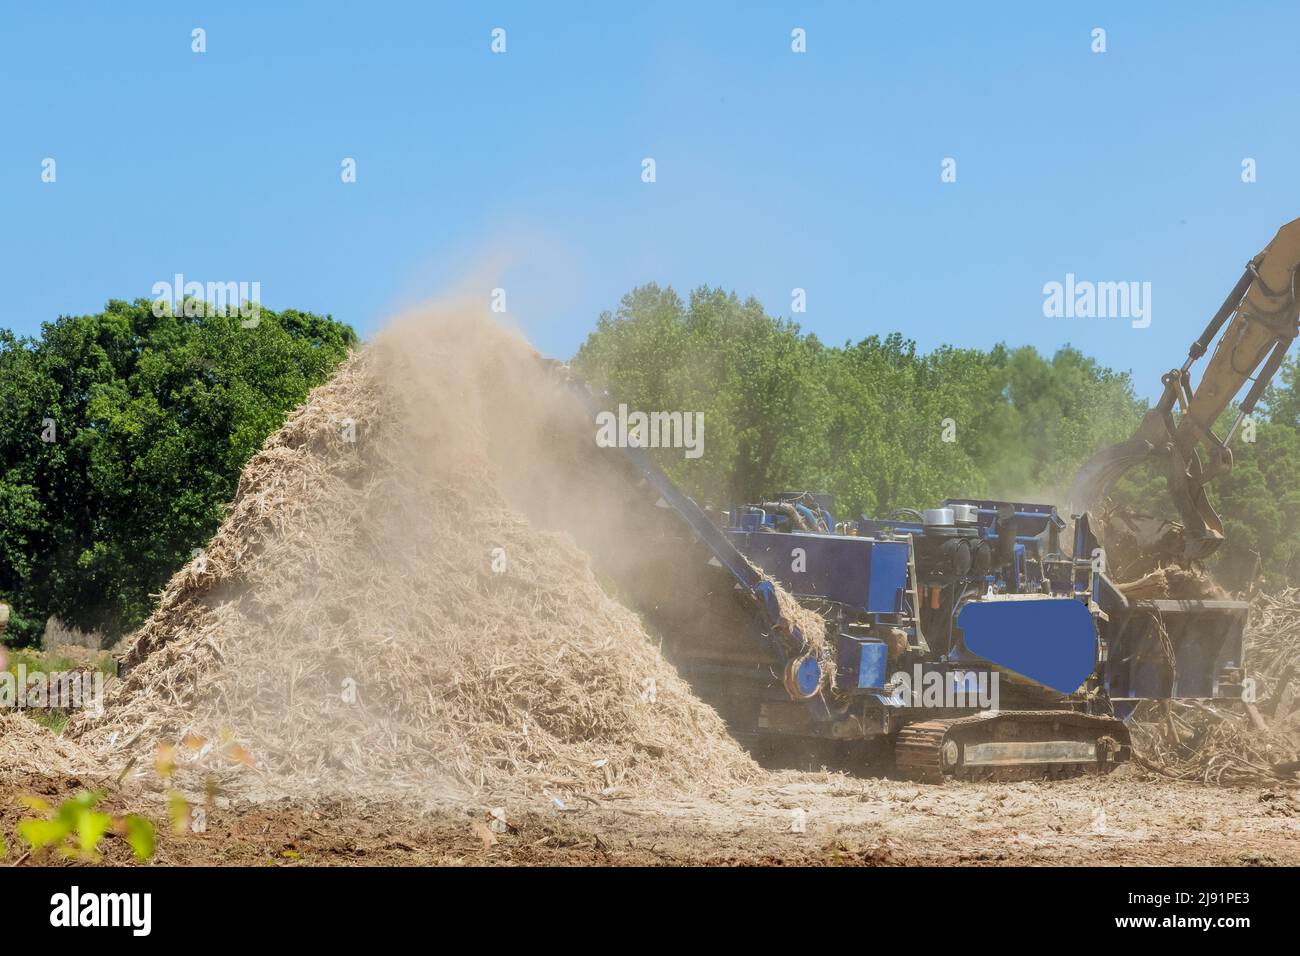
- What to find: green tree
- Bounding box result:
[0,300,356,644]
[576,285,833,506]
[574,284,1145,525]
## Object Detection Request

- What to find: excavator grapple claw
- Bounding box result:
[1071,217,1300,565]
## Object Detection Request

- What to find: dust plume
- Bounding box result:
[67,298,759,804]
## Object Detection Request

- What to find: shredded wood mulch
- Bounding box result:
[65,307,761,804]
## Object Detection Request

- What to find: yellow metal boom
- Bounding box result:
[1071,217,1300,559]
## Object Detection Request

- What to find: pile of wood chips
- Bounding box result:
[65,306,761,804]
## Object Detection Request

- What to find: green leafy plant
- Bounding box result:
[16,790,156,862]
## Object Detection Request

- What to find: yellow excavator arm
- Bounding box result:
[1071,217,1300,560]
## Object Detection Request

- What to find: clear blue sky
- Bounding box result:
[2,2,1296,399]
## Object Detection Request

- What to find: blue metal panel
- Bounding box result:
[834,636,889,690]
[724,530,908,614]
[867,542,909,613]
[857,641,888,688]
[956,598,1097,695]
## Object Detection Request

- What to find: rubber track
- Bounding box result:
[895,711,1130,783]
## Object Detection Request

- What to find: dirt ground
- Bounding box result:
[5,766,1298,867]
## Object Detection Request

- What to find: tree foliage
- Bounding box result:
[0,300,355,644]
[575,284,1300,592]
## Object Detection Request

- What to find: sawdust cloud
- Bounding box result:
[66,296,760,804]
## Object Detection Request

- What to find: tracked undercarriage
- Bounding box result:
[894,711,1132,783]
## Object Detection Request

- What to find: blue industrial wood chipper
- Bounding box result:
[548,216,1298,781]
[571,422,1245,781]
